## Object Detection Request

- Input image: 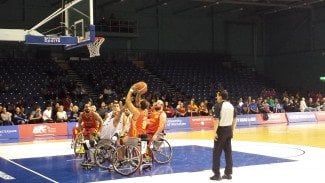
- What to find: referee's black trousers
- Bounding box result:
[212,126,233,176]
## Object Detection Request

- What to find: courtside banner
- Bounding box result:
[68,122,78,136]
[236,114,257,126]
[315,111,325,122]
[256,113,287,124]
[19,123,68,139]
[189,116,215,130]
[165,117,191,132]
[0,125,19,140]
[286,112,317,123]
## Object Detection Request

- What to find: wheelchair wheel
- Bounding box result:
[152,138,172,164]
[74,133,84,157]
[113,145,142,176]
[95,143,116,169]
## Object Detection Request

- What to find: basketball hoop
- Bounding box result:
[87,37,105,58]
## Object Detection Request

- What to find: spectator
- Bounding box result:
[29,105,43,124]
[13,106,28,125]
[248,99,259,114]
[68,105,79,122]
[273,98,283,113]
[97,101,108,120]
[1,107,13,125]
[163,101,175,118]
[187,99,198,116]
[43,104,53,122]
[198,101,209,116]
[176,101,187,117]
[56,105,68,122]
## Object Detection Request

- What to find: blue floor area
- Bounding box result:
[0,145,295,183]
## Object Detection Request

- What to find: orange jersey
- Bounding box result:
[81,112,98,129]
[80,112,100,138]
[129,111,147,137]
[147,110,162,134]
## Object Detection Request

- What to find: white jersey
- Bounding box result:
[105,111,113,121]
[100,117,123,140]
[120,112,132,135]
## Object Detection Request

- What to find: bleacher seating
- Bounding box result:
[144,53,267,103]
[68,59,170,103]
[0,58,70,114]
[0,54,322,118]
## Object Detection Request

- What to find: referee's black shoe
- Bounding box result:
[222,174,232,180]
[210,175,222,181]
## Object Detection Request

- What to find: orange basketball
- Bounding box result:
[133,81,148,94]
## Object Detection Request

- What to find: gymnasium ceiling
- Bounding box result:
[95,0,325,16]
[27,0,325,17]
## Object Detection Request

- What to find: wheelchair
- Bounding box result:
[73,132,172,175]
[150,133,172,164]
[93,136,143,175]
[111,133,172,175]
[72,131,101,170]
[93,139,116,170]
[73,131,85,157]
[111,137,142,176]
[72,130,140,173]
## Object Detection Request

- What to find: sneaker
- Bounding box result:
[222,174,232,180]
[210,175,222,181]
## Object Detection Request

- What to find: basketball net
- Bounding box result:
[87,37,105,58]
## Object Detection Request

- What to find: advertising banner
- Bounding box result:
[68,122,78,136]
[286,112,317,123]
[18,123,68,139]
[189,116,215,130]
[0,125,19,140]
[315,111,325,122]
[165,117,191,132]
[236,114,258,127]
[256,113,287,124]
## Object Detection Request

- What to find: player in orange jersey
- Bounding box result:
[78,103,103,165]
[147,100,167,142]
[125,83,149,139]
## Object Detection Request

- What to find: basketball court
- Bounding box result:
[0,0,324,182]
[0,122,325,183]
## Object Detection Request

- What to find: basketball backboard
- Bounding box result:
[64,0,95,49]
[0,0,95,50]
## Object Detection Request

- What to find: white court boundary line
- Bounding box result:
[1,156,59,183]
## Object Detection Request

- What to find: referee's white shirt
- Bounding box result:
[219,101,234,127]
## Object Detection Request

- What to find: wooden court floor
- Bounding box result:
[1,122,325,183]
[167,123,325,148]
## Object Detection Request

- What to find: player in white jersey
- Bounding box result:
[99,107,123,144]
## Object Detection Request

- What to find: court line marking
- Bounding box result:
[1,156,59,183]
[286,147,305,158]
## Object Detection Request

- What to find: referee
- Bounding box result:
[210,90,237,181]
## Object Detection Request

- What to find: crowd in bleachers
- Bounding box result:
[236,89,325,115]
[0,56,324,126]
